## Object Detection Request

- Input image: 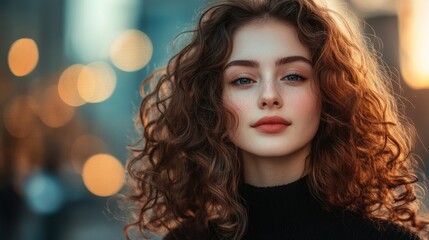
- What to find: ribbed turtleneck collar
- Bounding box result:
[241,175,312,204]
[240,175,323,224]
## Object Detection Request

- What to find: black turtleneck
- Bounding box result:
[240,175,420,240]
[163,176,420,239]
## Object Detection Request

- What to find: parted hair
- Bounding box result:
[125,0,428,239]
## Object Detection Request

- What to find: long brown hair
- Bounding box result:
[125,0,428,239]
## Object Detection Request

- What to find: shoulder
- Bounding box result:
[334,212,421,240]
[371,219,420,240]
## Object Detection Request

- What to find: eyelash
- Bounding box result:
[281,73,306,82]
[231,77,255,86]
[231,73,306,86]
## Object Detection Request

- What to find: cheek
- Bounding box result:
[223,93,244,115]
[289,89,321,122]
[222,94,249,134]
[297,94,321,125]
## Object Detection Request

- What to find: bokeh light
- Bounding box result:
[82,154,124,197]
[8,38,39,77]
[38,85,75,128]
[64,0,141,63]
[398,0,429,89]
[58,64,87,107]
[351,0,397,15]
[110,29,153,72]
[77,62,117,103]
[70,135,108,173]
[3,95,39,138]
[24,171,64,214]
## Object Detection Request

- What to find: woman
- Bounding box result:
[125,0,428,239]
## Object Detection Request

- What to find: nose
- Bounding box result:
[258,81,283,109]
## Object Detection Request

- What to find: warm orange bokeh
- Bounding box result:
[8,38,39,77]
[3,95,39,138]
[82,154,125,197]
[77,62,116,103]
[38,85,75,128]
[58,64,87,107]
[398,0,429,89]
[110,29,153,72]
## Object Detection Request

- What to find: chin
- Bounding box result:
[246,148,299,158]
[241,142,311,159]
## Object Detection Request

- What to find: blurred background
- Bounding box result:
[0,0,428,239]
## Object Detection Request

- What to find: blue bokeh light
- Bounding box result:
[24,171,64,214]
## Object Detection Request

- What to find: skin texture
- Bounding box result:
[222,19,321,187]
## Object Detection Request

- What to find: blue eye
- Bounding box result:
[232,77,254,86]
[283,74,305,82]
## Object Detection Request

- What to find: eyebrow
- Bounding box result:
[224,56,312,70]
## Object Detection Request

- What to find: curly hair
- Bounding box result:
[125,0,429,239]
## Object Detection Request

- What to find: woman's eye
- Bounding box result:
[232,77,254,86]
[283,74,305,82]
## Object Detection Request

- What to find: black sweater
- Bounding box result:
[164,176,420,239]
[241,175,420,240]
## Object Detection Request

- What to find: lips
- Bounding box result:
[251,116,291,133]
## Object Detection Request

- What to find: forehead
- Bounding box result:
[228,19,311,61]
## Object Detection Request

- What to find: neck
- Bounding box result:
[242,145,310,187]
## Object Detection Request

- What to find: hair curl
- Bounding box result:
[125,0,429,239]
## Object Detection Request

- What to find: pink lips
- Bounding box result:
[251,116,291,133]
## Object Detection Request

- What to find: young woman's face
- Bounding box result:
[222,19,321,160]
